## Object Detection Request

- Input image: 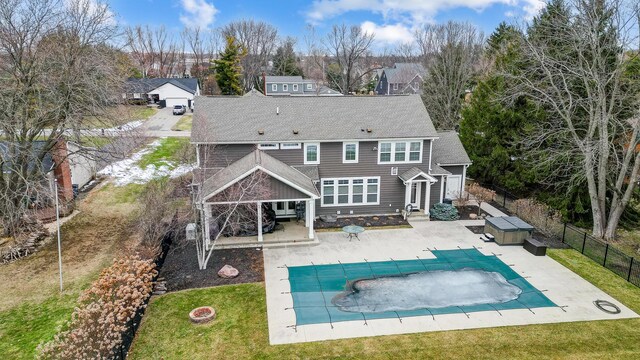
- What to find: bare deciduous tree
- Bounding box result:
[125,25,183,78]
[221,20,278,91]
[511,0,640,240]
[322,24,376,94]
[416,21,485,129]
[0,0,126,236]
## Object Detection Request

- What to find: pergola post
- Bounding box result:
[307,199,315,239]
[203,204,212,250]
[257,201,263,242]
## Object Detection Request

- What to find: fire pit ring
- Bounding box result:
[189,306,216,324]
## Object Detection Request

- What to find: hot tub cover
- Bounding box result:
[486,216,534,232]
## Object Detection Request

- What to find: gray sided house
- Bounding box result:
[191,95,470,242]
[263,76,342,96]
[375,63,426,95]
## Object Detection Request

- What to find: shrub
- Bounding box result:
[37,255,157,360]
[430,203,460,221]
[509,198,563,238]
[467,183,496,215]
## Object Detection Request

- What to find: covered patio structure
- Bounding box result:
[196,150,320,248]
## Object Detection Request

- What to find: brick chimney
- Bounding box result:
[51,138,73,202]
[262,72,267,94]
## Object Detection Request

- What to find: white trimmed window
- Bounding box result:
[304,143,320,164]
[321,177,380,206]
[280,142,301,149]
[283,84,289,91]
[378,140,422,163]
[271,84,277,92]
[258,143,279,150]
[342,142,358,163]
[306,83,313,90]
[293,84,298,91]
[393,83,398,90]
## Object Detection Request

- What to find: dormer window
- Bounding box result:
[306,83,312,90]
[271,84,277,92]
[293,84,298,91]
[283,84,288,91]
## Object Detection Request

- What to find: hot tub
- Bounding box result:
[484,216,534,245]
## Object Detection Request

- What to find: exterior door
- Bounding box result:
[410,183,421,210]
[445,175,462,199]
[273,201,296,217]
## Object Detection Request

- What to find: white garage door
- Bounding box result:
[165,97,188,107]
[445,175,462,199]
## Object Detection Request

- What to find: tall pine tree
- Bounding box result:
[212,36,246,95]
[272,38,302,77]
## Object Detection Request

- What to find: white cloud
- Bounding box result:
[307,0,515,25]
[360,21,414,45]
[522,0,546,20]
[179,0,218,28]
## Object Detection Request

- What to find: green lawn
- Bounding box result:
[137,137,192,169]
[171,114,193,131]
[129,106,157,120]
[128,249,640,360]
[0,182,146,359]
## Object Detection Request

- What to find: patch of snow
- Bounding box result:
[98,139,194,186]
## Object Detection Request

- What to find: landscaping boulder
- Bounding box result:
[218,264,239,278]
[469,213,478,220]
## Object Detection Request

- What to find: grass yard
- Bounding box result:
[137,137,192,169]
[0,182,144,359]
[171,114,193,131]
[128,249,640,360]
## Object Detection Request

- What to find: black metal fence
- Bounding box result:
[482,183,640,289]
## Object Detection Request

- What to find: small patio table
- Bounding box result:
[342,225,365,241]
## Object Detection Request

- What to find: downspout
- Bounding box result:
[262,72,266,94]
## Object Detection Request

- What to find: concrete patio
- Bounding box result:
[214,220,317,249]
[262,219,638,344]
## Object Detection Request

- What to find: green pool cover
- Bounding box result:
[287,248,556,326]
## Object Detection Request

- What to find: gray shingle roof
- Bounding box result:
[200,150,319,201]
[399,167,439,182]
[191,95,438,143]
[429,164,451,176]
[384,63,426,84]
[292,165,319,182]
[432,131,472,165]
[265,76,304,83]
[126,78,199,94]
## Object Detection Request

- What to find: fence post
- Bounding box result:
[562,223,567,243]
[581,232,587,254]
[603,243,609,267]
[629,257,635,282]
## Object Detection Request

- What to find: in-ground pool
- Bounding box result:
[287,248,556,326]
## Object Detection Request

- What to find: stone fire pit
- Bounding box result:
[189,306,216,324]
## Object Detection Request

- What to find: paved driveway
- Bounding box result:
[263,220,638,344]
[143,107,191,137]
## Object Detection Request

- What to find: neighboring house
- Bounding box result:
[263,75,342,96]
[375,63,426,95]
[191,95,471,241]
[0,139,97,203]
[123,78,200,107]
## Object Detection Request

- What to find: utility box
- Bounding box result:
[186,223,197,241]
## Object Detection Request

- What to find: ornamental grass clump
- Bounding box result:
[430,203,460,221]
[37,255,157,360]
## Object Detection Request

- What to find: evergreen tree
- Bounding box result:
[212,36,246,95]
[272,38,303,77]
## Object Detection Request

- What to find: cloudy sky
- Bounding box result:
[110,0,546,46]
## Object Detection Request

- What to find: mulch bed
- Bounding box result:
[457,205,490,220]
[159,240,264,292]
[314,215,409,229]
